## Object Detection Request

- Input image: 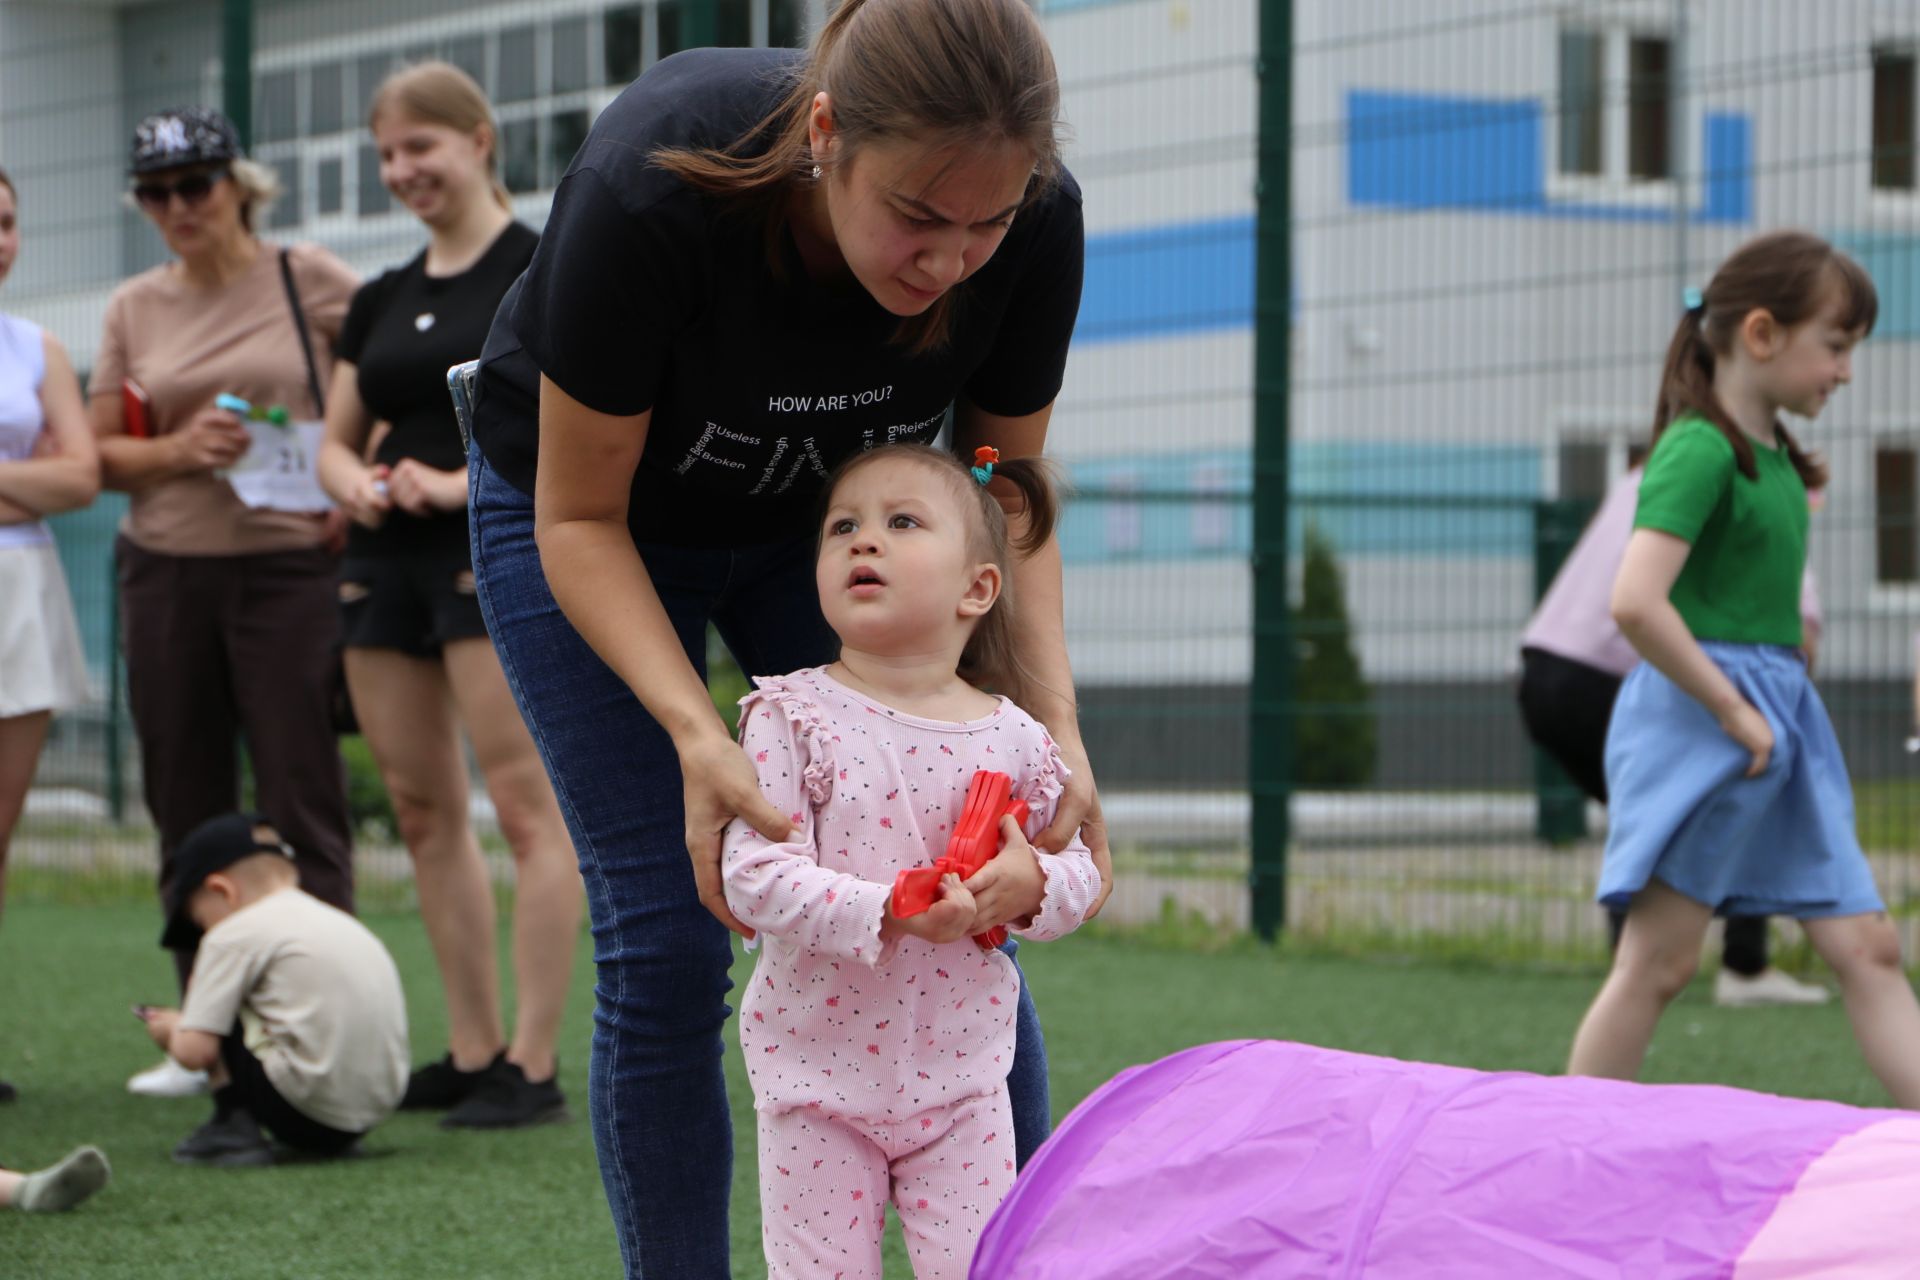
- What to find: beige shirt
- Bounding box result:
[89,241,358,555]
[179,886,409,1134]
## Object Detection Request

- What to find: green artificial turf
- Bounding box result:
[0,898,1891,1278]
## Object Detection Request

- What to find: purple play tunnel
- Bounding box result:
[972,1040,1920,1278]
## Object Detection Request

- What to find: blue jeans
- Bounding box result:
[468,443,1051,1279]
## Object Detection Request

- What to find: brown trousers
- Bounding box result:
[116,536,354,985]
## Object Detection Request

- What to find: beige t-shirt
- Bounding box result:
[89,241,358,555]
[179,886,409,1134]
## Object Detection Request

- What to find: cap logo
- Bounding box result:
[153,117,191,153]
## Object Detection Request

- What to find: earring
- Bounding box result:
[811,164,822,180]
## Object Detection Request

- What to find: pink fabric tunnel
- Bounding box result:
[972,1040,1920,1278]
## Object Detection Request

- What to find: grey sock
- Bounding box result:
[15,1147,110,1213]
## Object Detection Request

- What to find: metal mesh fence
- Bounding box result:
[5,0,1920,959]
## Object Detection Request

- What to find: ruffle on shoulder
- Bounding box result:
[739,673,835,806]
[1017,735,1071,833]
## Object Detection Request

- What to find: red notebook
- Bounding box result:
[121,379,151,439]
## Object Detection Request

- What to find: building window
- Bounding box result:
[251,2,810,233]
[316,156,344,216]
[1874,45,1916,192]
[1557,31,1604,177]
[1626,36,1669,179]
[1556,26,1673,184]
[1557,440,1611,501]
[1877,446,1918,584]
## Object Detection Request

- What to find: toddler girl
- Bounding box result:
[724,443,1099,1279]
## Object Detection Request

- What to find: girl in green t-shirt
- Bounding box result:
[1567,231,1920,1109]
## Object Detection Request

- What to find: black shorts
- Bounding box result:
[339,543,488,657]
[1516,647,1623,805]
[221,1031,362,1155]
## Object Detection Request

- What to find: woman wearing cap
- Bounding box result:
[0,164,101,1103]
[466,1,1108,1271]
[317,63,581,1130]
[87,107,359,1099]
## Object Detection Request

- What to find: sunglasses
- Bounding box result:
[132,168,229,210]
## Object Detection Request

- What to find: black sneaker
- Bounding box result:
[400,1050,502,1110]
[173,1108,274,1167]
[0,1079,16,1103]
[441,1058,567,1130]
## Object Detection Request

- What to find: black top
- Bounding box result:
[471,47,1084,549]
[337,220,539,554]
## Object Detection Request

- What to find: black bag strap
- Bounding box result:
[277,247,327,417]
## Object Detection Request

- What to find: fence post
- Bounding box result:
[1250,0,1293,941]
[221,0,253,149]
[1530,497,1598,843]
[685,0,719,50]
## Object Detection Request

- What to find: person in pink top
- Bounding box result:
[1520,466,1828,1006]
[723,443,1099,1280]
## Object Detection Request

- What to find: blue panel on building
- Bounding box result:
[1056,444,1541,565]
[1831,232,1920,339]
[1076,215,1255,344]
[1346,90,1750,224]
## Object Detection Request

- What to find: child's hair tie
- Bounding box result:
[971,446,999,486]
[1682,286,1706,318]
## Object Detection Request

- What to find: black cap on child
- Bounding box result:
[159,812,295,951]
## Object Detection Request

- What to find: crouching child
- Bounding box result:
[137,812,409,1166]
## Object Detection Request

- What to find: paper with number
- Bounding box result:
[225,419,332,512]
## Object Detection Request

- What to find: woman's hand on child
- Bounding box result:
[681,729,794,940]
[1039,735,1112,919]
[889,873,979,945]
[963,815,1047,932]
[1720,700,1775,776]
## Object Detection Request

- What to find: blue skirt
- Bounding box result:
[1598,642,1883,919]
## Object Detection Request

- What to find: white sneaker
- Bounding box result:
[1714,967,1832,1008]
[126,1058,209,1097]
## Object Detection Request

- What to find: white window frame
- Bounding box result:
[1547,12,1684,210]
[205,0,817,239]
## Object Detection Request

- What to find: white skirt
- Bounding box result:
[0,541,91,717]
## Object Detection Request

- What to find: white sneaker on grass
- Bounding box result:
[127,1058,209,1097]
[1714,967,1832,1007]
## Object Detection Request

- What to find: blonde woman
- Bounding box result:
[89,108,358,1105]
[317,63,580,1129]
[0,165,100,1103]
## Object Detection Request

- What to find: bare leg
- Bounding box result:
[0,711,53,928]
[346,648,503,1069]
[1804,912,1920,1108]
[444,637,582,1083]
[1569,881,1714,1080]
[0,1168,18,1206]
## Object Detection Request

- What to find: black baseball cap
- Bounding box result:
[128,106,243,176]
[160,811,295,950]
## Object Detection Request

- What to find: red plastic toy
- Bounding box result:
[891,770,1029,950]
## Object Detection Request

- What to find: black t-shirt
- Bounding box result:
[471,47,1084,549]
[337,220,538,554]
